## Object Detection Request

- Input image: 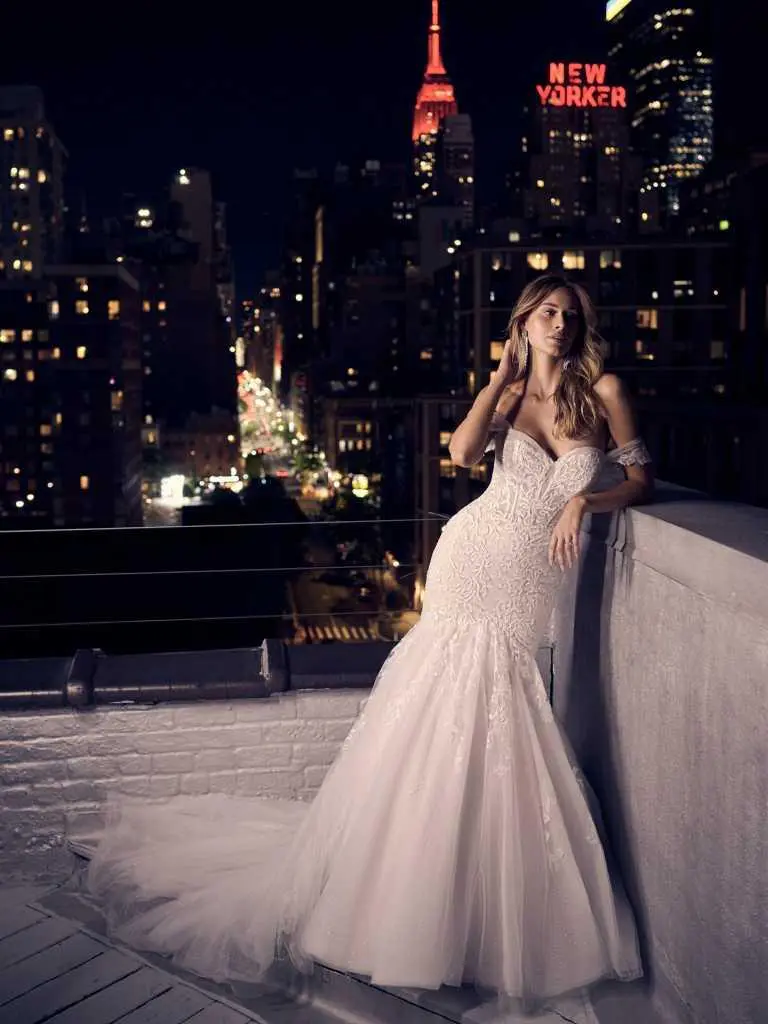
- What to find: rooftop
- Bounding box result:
[0,490,766,1024]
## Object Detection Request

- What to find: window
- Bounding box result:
[142,300,151,313]
[3,368,17,381]
[562,251,585,270]
[48,301,59,319]
[22,261,33,273]
[636,308,659,329]
[20,329,33,342]
[157,300,167,311]
[527,252,549,271]
[490,340,505,361]
[108,300,120,320]
[600,249,622,270]
[110,390,124,411]
[76,346,87,359]
[37,170,48,183]
[420,349,433,360]
[75,300,89,315]
[710,340,725,359]
[0,330,15,343]
[25,370,35,382]
[339,439,346,452]
[80,475,90,491]
[439,459,456,478]
[76,277,89,293]
[39,424,52,436]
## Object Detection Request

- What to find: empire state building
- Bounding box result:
[412,0,458,195]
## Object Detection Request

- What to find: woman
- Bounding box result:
[86,275,651,1016]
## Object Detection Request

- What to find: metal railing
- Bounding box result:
[0,515,448,665]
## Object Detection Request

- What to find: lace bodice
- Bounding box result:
[421,422,650,653]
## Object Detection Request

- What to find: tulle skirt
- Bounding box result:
[85,614,643,1004]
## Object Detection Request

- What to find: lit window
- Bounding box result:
[76,277,89,293]
[562,251,585,270]
[22,260,33,273]
[18,167,30,179]
[37,169,48,183]
[490,341,505,360]
[157,300,167,311]
[40,424,52,436]
[12,259,21,270]
[3,368,17,381]
[111,390,124,411]
[108,299,120,319]
[420,349,433,360]
[3,128,13,141]
[48,301,60,319]
[55,413,62,425]
[719,219,730,231]
[439,431,452,447]
[636,309,658,329]
[295,293,304,302]
[339,439,346,452]
[80,475,90,491]
[25,370,35,382]
[52,347,61,359]
[142,299,151,312]
[0,330,16,343]
[536,179,545,188]
[21,330,33,342]
[526,252,549,271]
[599,250,622,270]
[76,346,87,359]
[75,300,89,315]
[439,459,457,479]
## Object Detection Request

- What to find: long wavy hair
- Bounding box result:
[504,274,605,440]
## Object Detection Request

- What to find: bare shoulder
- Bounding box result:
[594,372,629,405]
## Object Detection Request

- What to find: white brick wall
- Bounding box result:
[0,689,370,882]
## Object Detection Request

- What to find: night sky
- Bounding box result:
[0,1,751,293]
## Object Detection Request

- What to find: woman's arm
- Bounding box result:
[579,372,655,514]
[449,340,522,467]
[448,377,509,467]
[548,373,654,570]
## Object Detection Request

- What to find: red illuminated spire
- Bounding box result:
[412,0,457,142]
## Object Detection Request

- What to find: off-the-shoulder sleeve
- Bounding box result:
[606,437,652,466]
[484,412,509,453]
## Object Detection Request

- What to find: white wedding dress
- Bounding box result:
[84,419,649,1011]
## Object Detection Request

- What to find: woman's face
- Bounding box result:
[523,287,580,360]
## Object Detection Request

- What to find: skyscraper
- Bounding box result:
[606,0,714,216]
[523,63,641,237]
[0,85,66,282]
[412,0,458,198]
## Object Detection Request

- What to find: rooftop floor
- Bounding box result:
[0,868,663,1024]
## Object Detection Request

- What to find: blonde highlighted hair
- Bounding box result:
[504,274,606,440]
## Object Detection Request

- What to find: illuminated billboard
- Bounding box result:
[606,0,632,20]
[535,63,626,109]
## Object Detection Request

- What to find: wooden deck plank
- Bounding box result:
[0,916,79,971]
[108,984,213,1024]
[0,950,140,1024]
[0,904,47,941]
[0,932,106,1006]
[43,966,172,1024]
[184,1005,257,1024]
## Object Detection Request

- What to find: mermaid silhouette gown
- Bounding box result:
[85,418,650,1004]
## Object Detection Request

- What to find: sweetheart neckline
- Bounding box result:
[506,427,604,464]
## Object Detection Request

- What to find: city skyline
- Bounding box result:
[0,2,610,288]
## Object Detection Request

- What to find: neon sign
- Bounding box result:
[535,63,626,109]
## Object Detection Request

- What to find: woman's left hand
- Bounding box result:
[549,496,587,571]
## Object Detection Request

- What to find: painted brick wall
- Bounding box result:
[0,689,369,882]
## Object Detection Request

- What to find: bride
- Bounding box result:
[85,274,653,1013]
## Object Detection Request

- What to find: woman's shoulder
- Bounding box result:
[593,372,627,401]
